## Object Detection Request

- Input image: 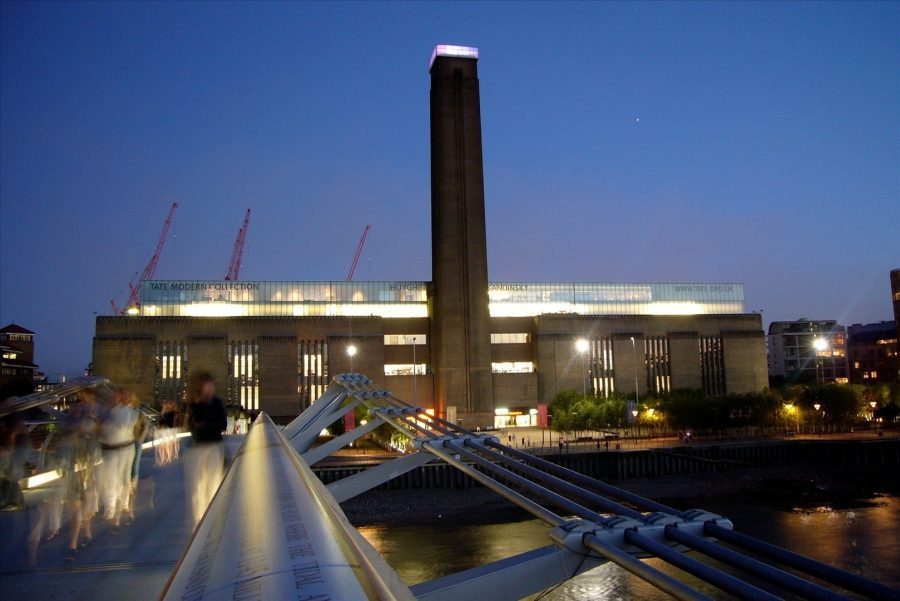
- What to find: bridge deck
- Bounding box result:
[0,438,243,601]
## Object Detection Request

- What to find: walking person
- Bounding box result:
[97,388,138,533]
[183,371,227,530]
[155,400,179,466]
[60,390,101,561]
[125,392,149,524]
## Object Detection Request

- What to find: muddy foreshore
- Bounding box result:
[340,463,900,527]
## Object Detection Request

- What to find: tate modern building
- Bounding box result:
[93,46,767,428]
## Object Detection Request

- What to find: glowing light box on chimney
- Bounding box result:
[429,45,479,70]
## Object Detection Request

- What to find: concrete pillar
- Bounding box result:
[92,334,156,404]
[258,335,299,419]
[723,329,768,393]
[669,331,701,391]
[613,334,646,397]
[188,335,228,391]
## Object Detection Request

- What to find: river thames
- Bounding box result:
[359,493,900,599]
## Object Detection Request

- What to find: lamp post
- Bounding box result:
[813,402,821,434]
[347,343,358,373]
[575,338,589,398]
[412,337,417,406]
[630,337,640,407]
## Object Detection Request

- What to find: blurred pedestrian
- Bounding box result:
[183,371,226,529]
[97,387,138,532]
[60,390,101,561]
[155,400,179,466]
[0,414,32,510]
[124,392,149,524]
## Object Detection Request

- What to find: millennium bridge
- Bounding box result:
[1,376,898,600]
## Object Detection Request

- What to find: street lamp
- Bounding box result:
[347,344,358,372]
[630,337,640,408]
[575,338,589,398]
[412,337,418,405]
[813,403,821,434]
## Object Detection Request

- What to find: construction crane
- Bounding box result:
[224,209,252,281]
[346,225,371,281]
[113,202,178,315]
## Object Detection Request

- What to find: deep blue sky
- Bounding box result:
[1,2,898,377]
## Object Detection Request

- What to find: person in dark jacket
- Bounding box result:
[183,371,226,529]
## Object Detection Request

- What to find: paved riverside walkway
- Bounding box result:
[0,437,244,601]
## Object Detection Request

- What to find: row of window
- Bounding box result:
[383,333,532,345]
[490,333,530,344]
[152,335,732,406]
[384,334,427,345]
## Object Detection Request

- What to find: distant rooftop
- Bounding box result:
[429,44,479,70]
[0,323,34,335]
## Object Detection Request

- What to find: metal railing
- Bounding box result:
[276,374,899,601]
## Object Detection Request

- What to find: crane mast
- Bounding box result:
[119,202,178,315]
[225,209,252,281]
[346,225,371,281]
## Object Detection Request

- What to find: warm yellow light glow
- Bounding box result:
[126,306,140,316]
[813,337,829,352]
[21,469,63,489]
[491,361,535,374]
[643,302,704,316]
[182,303,248,317]
[575,338,590,353]
[360,419,368,426]
[647,408,655,416]
[347,344,358,357]
[495,407,509,416]
[292,303,427,318]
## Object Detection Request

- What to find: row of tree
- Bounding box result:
[549,382,900,433]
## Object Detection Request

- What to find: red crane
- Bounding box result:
[346,224,371,281]
[224,209,252,280]
[115,202,178,315]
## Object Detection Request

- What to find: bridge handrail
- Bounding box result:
[160,412,414,601]
[0,376,111,418]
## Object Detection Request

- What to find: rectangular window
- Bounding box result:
[383,334,427,345]
[491,362,534,374]
[298,340,328,410]
[588,338,615,397]
[228,340,259,411]
[155,341,187,404]
[384,364,428,376]
[490,333,530,344]
[645,336,671,394]
[699,336,725,396]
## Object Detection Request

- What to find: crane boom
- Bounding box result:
[346,225,371,281]
[225,209,252,280]
[122,202,178,313]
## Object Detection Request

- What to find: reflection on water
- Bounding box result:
[358,495,900,600]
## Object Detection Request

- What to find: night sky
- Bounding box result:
[1,2,897,378]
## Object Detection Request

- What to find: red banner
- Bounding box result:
[537,403,549,428]
[344,410,355,432]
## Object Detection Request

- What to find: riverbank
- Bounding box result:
[340,462,900,527]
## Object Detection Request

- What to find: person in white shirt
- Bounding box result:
[97,389,138,532]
